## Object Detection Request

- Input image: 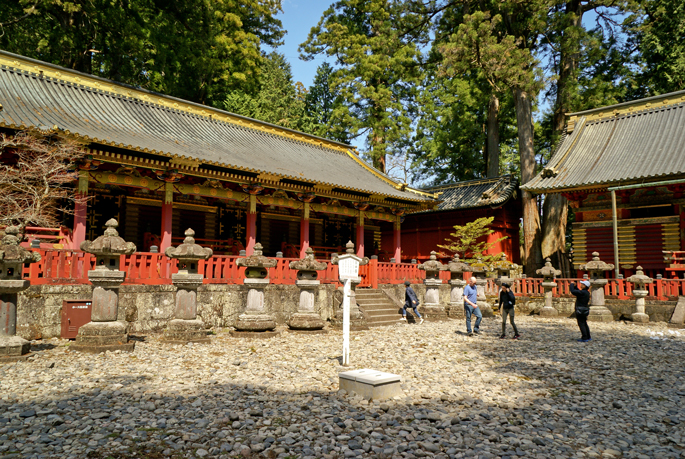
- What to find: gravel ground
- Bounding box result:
[1,315,684,459]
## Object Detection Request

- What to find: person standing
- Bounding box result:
[499,283,520,339]
[463,276,481,336]
[401,280,424,324]
[570,280,591,342]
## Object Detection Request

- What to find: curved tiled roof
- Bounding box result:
[523,90,685,193]
[0,50,435,204]
[421,175,518,211]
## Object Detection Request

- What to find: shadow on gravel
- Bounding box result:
[1,317,684,459]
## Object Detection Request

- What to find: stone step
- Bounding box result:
[365,309,400,317]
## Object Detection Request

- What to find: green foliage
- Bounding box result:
[305,62,350,143]
[0,0,285,107]
[627,0,685,95]
[438,217,507,265]
[299,0,426,171]
[224,52,315,132]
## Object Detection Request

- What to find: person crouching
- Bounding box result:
[401,280,424,324]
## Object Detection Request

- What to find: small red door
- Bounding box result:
[61,300,92,339]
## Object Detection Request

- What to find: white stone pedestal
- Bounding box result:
[447,279,465,318]
[423,278,446,320]
[339,369,403,400]
[539,281,559,317]
[476,279,494,318]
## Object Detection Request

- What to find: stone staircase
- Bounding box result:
[354,289,407,327]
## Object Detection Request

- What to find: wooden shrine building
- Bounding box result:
[0,50,438,258]
[399,175,521,263]
[522,90,685,278]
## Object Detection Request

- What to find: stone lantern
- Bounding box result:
[162,228,213,343]
[536,258,561,317]
[579,251,615,322]
[232,243,279,336]
[417,251,446,320]
[0,226,41,361]
[625,266,652,324]
[445,254,469,318]
[469,257,494,317]
[288,248,327,332]
[492,254,518,286]
[72,219,137,353]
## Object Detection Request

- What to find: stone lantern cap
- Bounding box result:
[536,258,561,279]
[236,243,277,269]
[469,257,489,274]
[80,219,136,256]
[331,241,369,266]
[445,254,469,273]
[164,229,213,262]
[625,266,653,286]
[289,247,327,272]
[417,251,445,273]
[0,226,41,265]
[492,254,519,274]
[579,251,614,273]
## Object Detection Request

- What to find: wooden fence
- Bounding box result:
[21,249,685,301]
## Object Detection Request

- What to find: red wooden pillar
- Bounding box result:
[246,194,257,256]
[356,211,365,258]
[160,182,173,252]
[73,199,87,250]
[72,170,89,250]
[393,217,401,262]
[300,203,310,259]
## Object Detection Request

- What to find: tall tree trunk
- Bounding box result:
[515,88,543,276]
[486,94,500,178]
[542,0,583,276]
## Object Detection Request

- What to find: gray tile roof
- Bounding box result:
[522,91,685,193]
[0,50,434,203]
[421,175,518,211]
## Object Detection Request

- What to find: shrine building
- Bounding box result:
[0,50,438,258]
[400,175,521,263]
[522,90,685,278]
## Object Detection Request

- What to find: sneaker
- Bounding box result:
[419,318,424,325]
[577,338,587,342]
[499,334,506,339]
[513,335,521,340]
[474,330,481,335]
[400,316,407,321]
[467,331,474,336]
[585,338,592,341]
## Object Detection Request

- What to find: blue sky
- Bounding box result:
[271,0,336,88]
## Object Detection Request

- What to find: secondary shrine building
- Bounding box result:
[0,50,438,258]
[523,90,685,279]
[400,175,521,263]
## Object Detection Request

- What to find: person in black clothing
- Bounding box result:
[401,280,424,324]
[571,280,592,342]
[499,283,520,339]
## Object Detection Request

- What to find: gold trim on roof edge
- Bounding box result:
[0,52,351,154]
[567,93,685,127]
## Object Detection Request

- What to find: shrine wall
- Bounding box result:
[15,284,336,341]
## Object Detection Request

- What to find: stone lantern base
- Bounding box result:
[423,279,447,321]
[539,306,559,317]
[288,313,327,334]
[0,336,31,362]
[71,321,135,353]
[162,319,211,344]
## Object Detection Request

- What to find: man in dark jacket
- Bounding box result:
[401,280,423,324]
[499,283,520,339]
[571,280,591,342]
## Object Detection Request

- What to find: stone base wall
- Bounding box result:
[16,283,335,341]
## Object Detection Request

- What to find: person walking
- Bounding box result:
[570,279,591,342]
[499,282,520,339]
[401,280,424,324]
[463,276,481,336]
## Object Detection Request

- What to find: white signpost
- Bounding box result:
[332,241,367,367]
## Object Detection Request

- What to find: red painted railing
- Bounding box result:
[20,249,685,301]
